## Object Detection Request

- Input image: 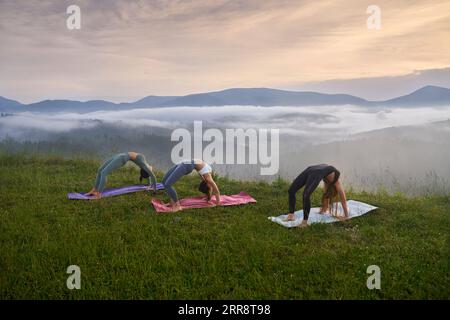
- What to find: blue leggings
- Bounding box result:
[94,153,130,192]
[162,162,195,202]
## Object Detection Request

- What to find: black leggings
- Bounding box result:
[288,165,335,220]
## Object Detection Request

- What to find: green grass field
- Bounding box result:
[0,154,449,299]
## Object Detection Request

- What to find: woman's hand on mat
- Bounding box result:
[296,220,308,228]
[206,195,220,205]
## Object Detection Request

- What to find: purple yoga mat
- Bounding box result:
[68,183,165,200]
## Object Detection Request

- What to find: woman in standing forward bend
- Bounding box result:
[286,164,349,228]
[86,152,157,199]
[162,159,220,212]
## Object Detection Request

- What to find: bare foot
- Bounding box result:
[284,213,296,222]
[86,188,96,196]
[171,205,182,212]
[88,191,101,199]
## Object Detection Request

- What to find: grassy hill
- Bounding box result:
[0,154,448,299]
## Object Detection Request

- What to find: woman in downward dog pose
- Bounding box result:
[86,152,157,199]
[162,159,220,212]
[286,164,349,228]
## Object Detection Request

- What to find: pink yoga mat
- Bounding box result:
[151,191,257,213]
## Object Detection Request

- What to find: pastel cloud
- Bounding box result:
[1,0,449,103]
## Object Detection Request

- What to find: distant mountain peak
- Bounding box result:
[0,96,22,108]
[419,84,448,90]
[382,85,450,106]
[1,85,450,113]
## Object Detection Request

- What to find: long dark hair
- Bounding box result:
[198,171,216,200]
[322,169,340,215]
[198,180,209,194]
[139,168,149,183]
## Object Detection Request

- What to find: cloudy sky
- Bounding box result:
[1,0,449,103]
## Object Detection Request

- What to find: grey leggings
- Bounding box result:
[94,153,157,192]
[162,161,196,202]
[95,153,130,192]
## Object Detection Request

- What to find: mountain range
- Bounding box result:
[1,85,450,113]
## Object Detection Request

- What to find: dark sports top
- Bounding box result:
[288,164,340,220]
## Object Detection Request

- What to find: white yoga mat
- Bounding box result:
[268,200,378,228]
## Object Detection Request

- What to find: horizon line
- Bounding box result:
[2,84,450,106]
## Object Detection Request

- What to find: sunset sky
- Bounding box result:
[1,0,449,103]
